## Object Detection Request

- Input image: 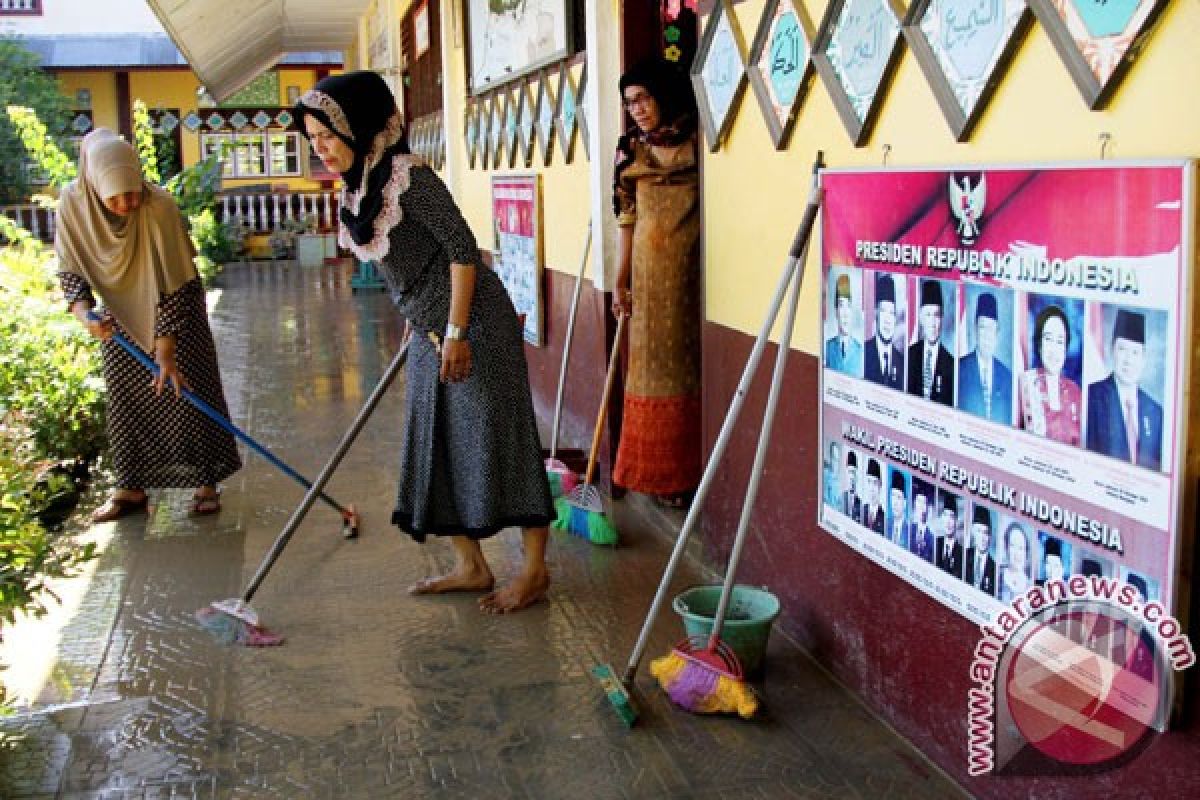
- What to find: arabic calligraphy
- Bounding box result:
[766,9,806,111]
[702,14,742,129]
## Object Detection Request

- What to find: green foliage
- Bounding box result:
[5,104,75,197]
[131,100,161,185]
[0,219,103,713]
[0,39,71,204]
[165,154,222,219]
[0,225,106,463]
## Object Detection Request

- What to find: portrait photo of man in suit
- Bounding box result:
[1085,309,1164,471]
[958,290,1013,424]
[907,279,955,405]
[886,468,909,549]
[840,450,861,521]
[860,458,885,534]
[864,272,905,390]
[963,505,997,596]
[823,440,841,508]
[1037,534,1070,587]
[935,489,964,578]
[909,478,936,563]
[825,273,863,377]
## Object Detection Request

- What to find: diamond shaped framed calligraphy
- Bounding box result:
[747,0,817,150]
[812,0,905,146]
[489,92,506,169]
[903,0,1031,141]
[503,89,522,168]
[1026,0,1168,109]
[576,62,590,161]
[465,102,479,169]
[691,0,749,153]
[555,60,581,164]
[518,79,537,167]
[534,70,557,167]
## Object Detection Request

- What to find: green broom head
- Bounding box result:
[592,663,638,727]
[552,495,573,530]
[585,510,618,546]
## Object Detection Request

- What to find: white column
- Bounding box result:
[323,192,333,229]
[584,0,622,291]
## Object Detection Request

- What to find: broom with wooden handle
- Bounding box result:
[545,222,592,497]
[552,311,626,546]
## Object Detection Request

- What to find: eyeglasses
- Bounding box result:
[623,93,655,110]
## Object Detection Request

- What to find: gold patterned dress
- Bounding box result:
[612,134,702,495]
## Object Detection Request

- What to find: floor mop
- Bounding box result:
[553,312,626,546]
[195,336,411,646]
[545,222,592,498]
[595,152,824,724]
[89,312,361,537]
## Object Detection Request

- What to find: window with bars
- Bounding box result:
[200,132,303,178]
[0,0,42,15]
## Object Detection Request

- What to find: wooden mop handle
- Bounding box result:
[583,312,627,486]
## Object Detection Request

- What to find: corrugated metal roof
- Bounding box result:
[17,33,341,70]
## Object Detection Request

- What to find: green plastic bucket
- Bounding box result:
[672,585,781,676]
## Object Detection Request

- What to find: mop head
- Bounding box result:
[592,663,638,727]
[545,463,579,498]
[650,642,758,718]
[194,606,285,647]
[552,496,618,545]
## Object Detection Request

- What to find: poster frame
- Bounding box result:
[465,0,575,95]
[691,0,749,153]
[815,159,1197,649]
[490,172,545,347]
[746,0,817,150]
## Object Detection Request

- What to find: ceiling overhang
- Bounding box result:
[145,0,365,101]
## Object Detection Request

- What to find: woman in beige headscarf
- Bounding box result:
[56,128,241,521]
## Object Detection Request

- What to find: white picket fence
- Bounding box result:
[2,189,341,245]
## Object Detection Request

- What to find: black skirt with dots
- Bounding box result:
[60,273,242,489]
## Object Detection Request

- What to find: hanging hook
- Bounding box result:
[882,143,892,166]
[1098,132,1112,160]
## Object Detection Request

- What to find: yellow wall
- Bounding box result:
[707,0,1200,354]
[55,71,118,131]
[54,67,329,192]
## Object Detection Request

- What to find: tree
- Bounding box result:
[0,38,71,204]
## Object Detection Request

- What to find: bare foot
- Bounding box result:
[408,563,495,595]
[478,569,550,614]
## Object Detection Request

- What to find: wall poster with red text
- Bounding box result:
[817,162,1195,625]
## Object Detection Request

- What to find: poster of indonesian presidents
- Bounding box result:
[818,163,1194,625]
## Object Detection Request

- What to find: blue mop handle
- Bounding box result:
[87,311,349,516]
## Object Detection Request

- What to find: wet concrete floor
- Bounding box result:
[0,261,967,799]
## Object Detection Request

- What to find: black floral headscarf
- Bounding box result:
[294,71,410,252]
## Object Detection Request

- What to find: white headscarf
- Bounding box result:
[55,128,197,352]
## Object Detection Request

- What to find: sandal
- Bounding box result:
[92,492,148,523]
[190,489,222,516]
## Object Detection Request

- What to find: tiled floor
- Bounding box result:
[0,260,967,799]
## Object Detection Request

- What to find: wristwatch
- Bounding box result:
[444,322,468,341]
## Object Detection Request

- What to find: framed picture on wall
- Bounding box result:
[534,69,557,167]
[554,60,580,164]
[518,78,537,167]
[811,0,906,147]
[466,0,575,94]
[903,0,1031,141]
[576,62,590,161]
[491,174,545,346]
[691,0,749,153]
[414,0,431,59]
[1025,0,1169,109]
[465,102,479,169]
[747,0,817,150]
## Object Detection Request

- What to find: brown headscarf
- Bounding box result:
[55,128,197,352]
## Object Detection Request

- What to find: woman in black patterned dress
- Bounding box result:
[295,72,554,613]
[56,129,241,521]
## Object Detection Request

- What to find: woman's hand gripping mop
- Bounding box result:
[552,311,626,546]
[87,311,361,538]
[594,153,824,724]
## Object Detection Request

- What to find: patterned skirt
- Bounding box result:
[391,268,554,541]
[62,274,242,489]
